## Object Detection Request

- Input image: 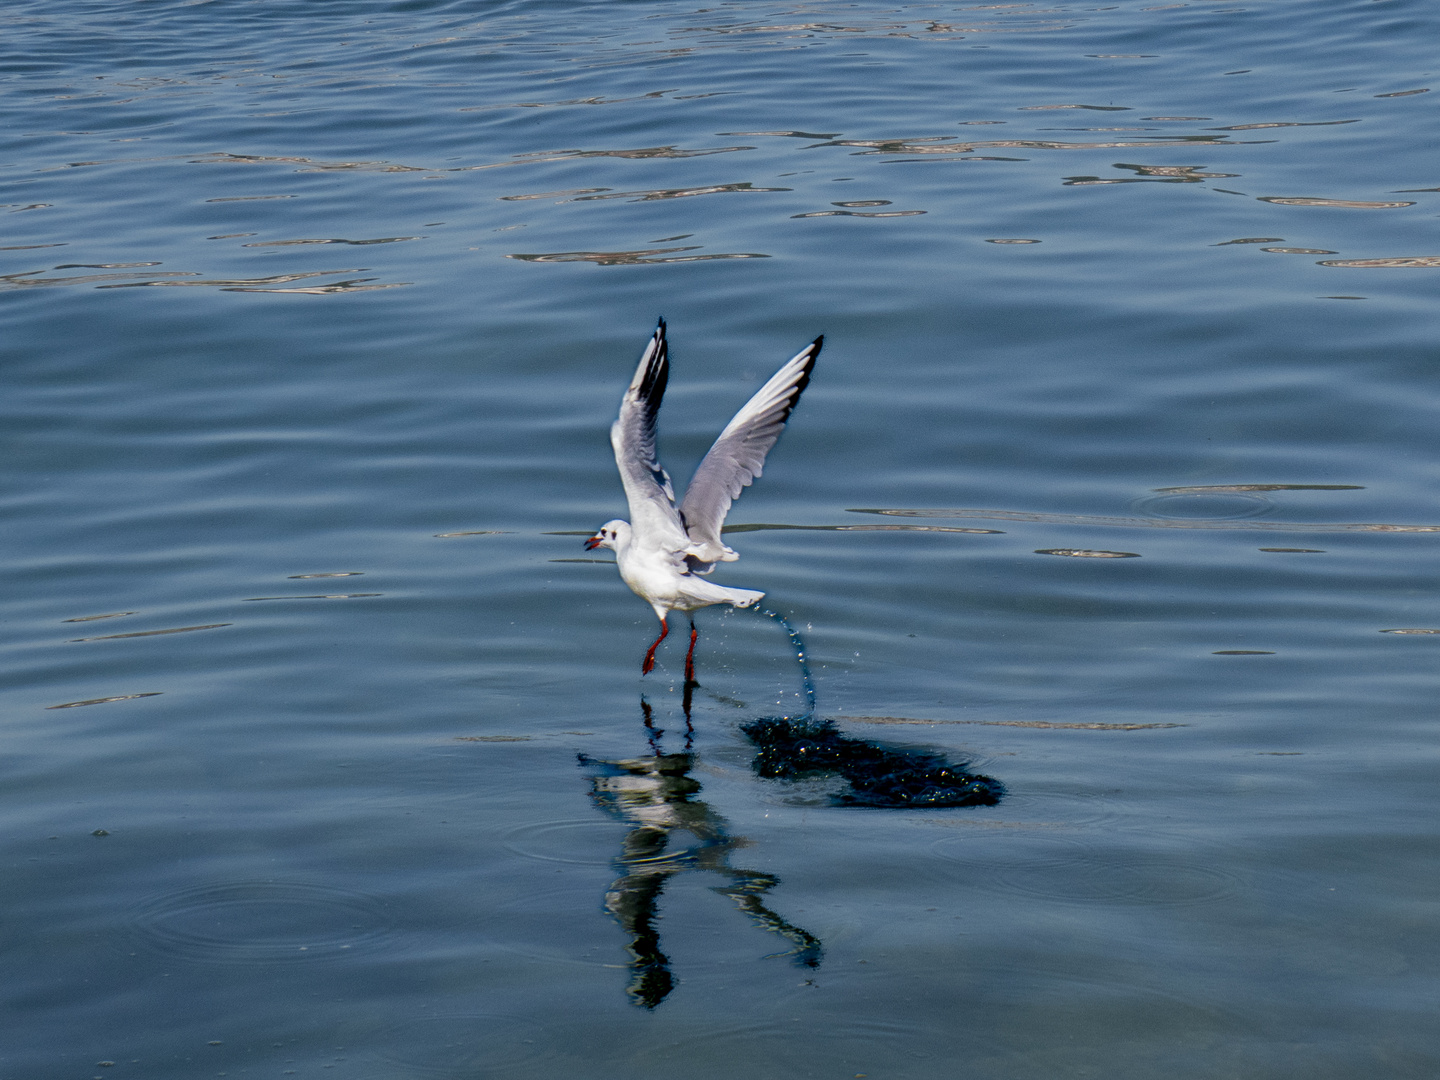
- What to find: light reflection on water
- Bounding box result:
[4,0,1440,1075]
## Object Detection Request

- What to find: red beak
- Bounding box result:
[584,535,602,550]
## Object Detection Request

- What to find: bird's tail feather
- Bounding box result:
[681,578,764,609]
[721,587,764,609]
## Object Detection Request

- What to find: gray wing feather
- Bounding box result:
[678,336,822,562]
[611,319,689,551]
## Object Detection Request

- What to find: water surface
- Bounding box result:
[3,0,1440,1076]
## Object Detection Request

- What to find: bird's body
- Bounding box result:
[606,519,765,619]
[587,319,822,674]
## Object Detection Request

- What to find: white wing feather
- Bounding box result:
[610,319,690,556]
[677,336,822,564]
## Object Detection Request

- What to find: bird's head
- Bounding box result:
[585,520,629,551]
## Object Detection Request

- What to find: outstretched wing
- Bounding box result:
[610,318,689,551]
[678,336,822,563]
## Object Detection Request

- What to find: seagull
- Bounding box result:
[586,319,822,677]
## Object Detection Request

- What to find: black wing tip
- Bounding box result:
[794,335,823,382]
[638,317,669,406]
[776,334,822,423]
[799,332,823,375]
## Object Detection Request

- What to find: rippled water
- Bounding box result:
[4,0,1440,1075]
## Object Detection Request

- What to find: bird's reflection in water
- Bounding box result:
[581,688,822,1009]
[583,682,1003,1007]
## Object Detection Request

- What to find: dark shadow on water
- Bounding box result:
[741,716,1005,808]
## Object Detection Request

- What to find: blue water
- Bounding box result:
[4,0,1440,1075]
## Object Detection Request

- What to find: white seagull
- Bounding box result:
[586,319,822,677]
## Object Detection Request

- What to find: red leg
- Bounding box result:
[684,619,698,684]
[642,618,669,675]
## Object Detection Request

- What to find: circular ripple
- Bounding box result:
[375,1015,552,1073]
[1001,855,1237,906]
[1132,492,1273,519]
[985,787,1120,829]
[934,835,1237,906]
[128,882,392,963]
[490,876,636,969]
[502,819,645,866]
